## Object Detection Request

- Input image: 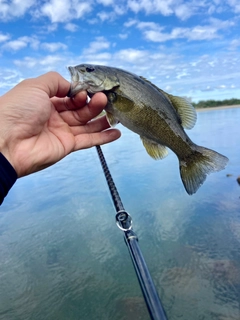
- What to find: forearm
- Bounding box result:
[0,153,18,205]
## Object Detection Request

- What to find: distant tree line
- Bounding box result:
[192,98,240,109]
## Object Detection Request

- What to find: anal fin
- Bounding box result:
[140,136,168,160]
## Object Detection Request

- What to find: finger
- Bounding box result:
[51,91,88,112]
[59,92,108,125]
[87,92,108,119]
[72,92,107,124]
[70,116,112,135]
[74,129,121,151]
[33,71,70,98]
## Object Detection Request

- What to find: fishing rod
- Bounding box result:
[96,145,167,320]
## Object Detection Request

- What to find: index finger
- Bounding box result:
[51,91,88,112]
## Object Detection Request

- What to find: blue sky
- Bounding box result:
[0,0,240,102]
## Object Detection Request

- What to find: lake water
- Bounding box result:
[0,107,240,320]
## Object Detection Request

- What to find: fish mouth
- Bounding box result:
[67,66,105,97]
[68,66,80,82]
[67,66,88,97]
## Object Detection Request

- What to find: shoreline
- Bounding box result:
[196,104,240,112]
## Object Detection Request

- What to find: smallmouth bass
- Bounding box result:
[68,64,228,195]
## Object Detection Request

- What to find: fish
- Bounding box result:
[67,64,228,195]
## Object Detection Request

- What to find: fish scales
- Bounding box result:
[68,64,228,195]
[107,71,192,155]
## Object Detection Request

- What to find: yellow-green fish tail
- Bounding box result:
[180,147,228,195]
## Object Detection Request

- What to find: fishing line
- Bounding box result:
[96,145,167,320]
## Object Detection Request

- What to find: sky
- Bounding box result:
[0,0,240,102]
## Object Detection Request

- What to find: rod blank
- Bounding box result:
[96,146,167,320]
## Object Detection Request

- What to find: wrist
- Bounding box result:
[0,152,18,205]
[0,138,18,178]
[0,117,18,177]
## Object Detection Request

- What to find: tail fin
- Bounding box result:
[180,147,228,195]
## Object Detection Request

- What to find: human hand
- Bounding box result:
[0,72,121,177]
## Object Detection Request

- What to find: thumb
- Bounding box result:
[31,71,71,98]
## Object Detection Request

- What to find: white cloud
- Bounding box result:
[2,38,28,51]
[133,18,235,42]
[97,4,125,22]
[0,1,239,103]
[29,38,40,50]
[0,0,35,20]
[79,52,112,65]
[0,0,239,27]
[0,68,22,91]
[175,4,193,20]
[114,48,148,63]
[176,70,190,79]
[1,36,40,51]
[119,33,128,39]
[217,84,227,89]
[124,19,138,28]
[46,24,59,33]
[137,21,160,30]
[36,23,59,34]
[113,5,125,15]
[41,0,93,23]
[165,85,172,91]
[0,69,19,81]
[14,57,38,68]
[126,0,208,19]
[83,37,110,54]
[229,38,240,50]
[127,0,174,15]
[74,1,92,19]
[39,55,65,66]
[0,33,10,43]
[227,0,240,13]
[64,23,78,32]
[14,55,65,69]
[0,68,19,82]
[97,11,109,21]
[126,0,240,21]
[96,0,114,5]
[41,0,70,23]
[41,42,67,52]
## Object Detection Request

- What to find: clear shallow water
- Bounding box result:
[0,107,240,320]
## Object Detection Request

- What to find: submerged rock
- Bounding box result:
[116,296,149,320]
[237,176,240,185]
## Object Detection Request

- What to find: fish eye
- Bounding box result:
[86,66,95,72]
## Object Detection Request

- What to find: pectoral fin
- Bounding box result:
[116,93,135,112]
[140,136,168,160]
[107,91,135,112]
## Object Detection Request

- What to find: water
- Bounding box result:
[0,107,240,320]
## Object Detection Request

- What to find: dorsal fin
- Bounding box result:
[140,76,197,129]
